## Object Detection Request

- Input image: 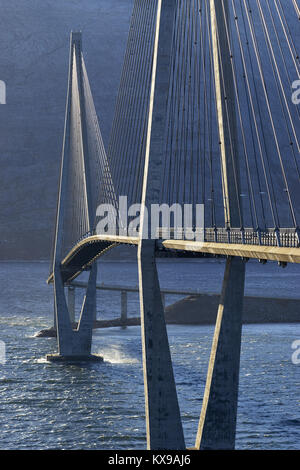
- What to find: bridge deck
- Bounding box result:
[48,231,300,285]
[162,240,300,264]
[47,235,139,284]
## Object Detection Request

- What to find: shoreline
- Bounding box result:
[165,293,300,325]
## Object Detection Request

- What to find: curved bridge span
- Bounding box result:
[48,229,300,285]
[47,235,138,284]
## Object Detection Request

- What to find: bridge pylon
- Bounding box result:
[195,0,246,449]
[138,0,185,450]
[47,32,101,363]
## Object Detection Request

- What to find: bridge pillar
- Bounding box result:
[195,0,245,448]
[47,32,101,362]
[120,290,127,329]
[68,285,76,324]
[138,240,185,450]
[138,0,185,450]
[195,257,245,449]
[47,263,101,362]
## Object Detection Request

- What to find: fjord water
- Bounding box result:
[0,259,299,450]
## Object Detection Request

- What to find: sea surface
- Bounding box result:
[0,259,299,450]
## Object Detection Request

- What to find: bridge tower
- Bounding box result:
[47,32,100,362]
[195,0,246,449]
[138,0,185,450]
[138,0,246,450]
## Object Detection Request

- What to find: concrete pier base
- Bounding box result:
[52,263,98,360]
[46,354,103,363]
[195,257,246,450]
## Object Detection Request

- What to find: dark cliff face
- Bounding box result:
[0,0,133,259]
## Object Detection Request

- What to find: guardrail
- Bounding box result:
[74,227,300,250]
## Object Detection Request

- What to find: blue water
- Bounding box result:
[0,259,299,450]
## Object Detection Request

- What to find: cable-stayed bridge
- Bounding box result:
[46,0,300,450]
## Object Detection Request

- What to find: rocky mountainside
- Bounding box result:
[0,1,298,259]
[0,0,133,258]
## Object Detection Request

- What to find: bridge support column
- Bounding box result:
[68,286,75,324]
[89,266,97,323]
[47,32,101,362]
[121,291,127,329]
[194,0,245,448]
[137,0,185,449]
[47,263,102,362]
[195,257,245,449]
[138,240,185,450]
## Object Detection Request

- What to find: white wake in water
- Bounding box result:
[97,345,140,364]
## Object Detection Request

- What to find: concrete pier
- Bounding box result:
[138,240,185,449]
[195,257,246,449]
[67,286,75,323]
[121,290,128,329]
[48,33,100,362]
[47,264,102,362]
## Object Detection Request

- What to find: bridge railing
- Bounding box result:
[67,227,299,262]
[204,228,299,247]
[158,227,300,247]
